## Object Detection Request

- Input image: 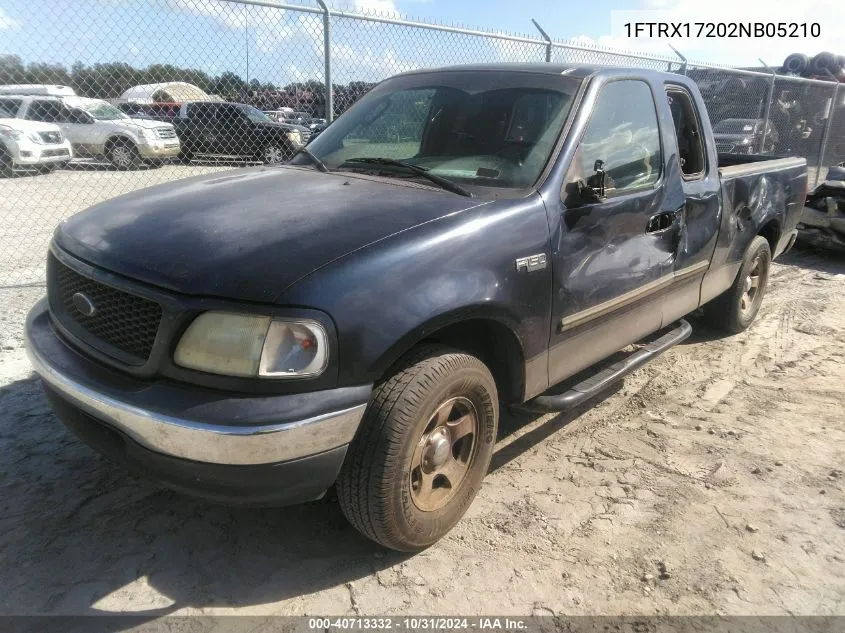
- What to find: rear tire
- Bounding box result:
[702,235,771,333]
[337,346,498,551]
[106,139,142,170]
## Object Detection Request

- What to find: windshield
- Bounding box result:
[79,101,128,121]
[240,104,271,123]
[713,119,759,134]
[294,71,581,190]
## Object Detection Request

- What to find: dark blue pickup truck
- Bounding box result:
[26,64,807,551]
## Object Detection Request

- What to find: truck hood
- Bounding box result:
[55,166,487,303]
[0,117,62,134]
[113,117,173,132]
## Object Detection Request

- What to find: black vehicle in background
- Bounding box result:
[712,118,779,154]
[158,101,311,163]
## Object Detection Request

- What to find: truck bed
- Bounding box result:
[700,154,807,306]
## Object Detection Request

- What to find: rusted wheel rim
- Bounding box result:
[409,396,478,512]
[740,256,763,315]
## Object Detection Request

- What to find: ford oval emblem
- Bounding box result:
[72,292,97,317]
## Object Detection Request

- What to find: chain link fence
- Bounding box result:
[0,0,841,287]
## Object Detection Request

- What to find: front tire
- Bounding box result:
[106,139,142,170]
[0,148,14,177]
[261,142,291,164]
[702,235,771,333]
[337,346,498,551]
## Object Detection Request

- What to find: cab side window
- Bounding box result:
[573,80,662,194]
[666,87,706,177]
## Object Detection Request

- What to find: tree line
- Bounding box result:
[0,55,377,115]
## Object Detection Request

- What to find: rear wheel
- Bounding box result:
[106,139,142,170]
[337,346,498,551]
[702,235,771,333]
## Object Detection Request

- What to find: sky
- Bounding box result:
[0,0,843,87]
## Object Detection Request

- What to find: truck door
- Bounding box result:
[213,104,249,156]
[186,102,215,154]
[548,78,680,386]
[661,85,720,325]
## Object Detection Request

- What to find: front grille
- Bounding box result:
[156,127,177,140]
[715,142,735,153]
[48,254,162,364]
[42,148,69,157]
[39,131,63,144]
[300,129,311,144]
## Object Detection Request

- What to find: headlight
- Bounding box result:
[28,132,45,144]
[0,126,24,141]
[286,130,302,145]
[141,128,159,141]
[174,312,329,379]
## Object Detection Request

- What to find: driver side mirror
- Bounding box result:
[574,159,607,205]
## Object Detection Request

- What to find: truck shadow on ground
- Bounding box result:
[0,370,601,626]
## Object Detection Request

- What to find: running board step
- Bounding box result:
[523,319,692,413]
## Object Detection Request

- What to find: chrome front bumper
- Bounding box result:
[25,300,369,466]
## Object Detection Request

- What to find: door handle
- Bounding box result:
[646,206,684,233]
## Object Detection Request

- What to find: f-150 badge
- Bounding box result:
[515,253,547,272]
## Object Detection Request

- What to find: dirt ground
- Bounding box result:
[0,247,843,618]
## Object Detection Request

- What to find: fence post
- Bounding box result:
[315,0,334,122]
[758,59,777,155]
[814,79,840,187]
[668,44,686,76]
[531,19,552,63]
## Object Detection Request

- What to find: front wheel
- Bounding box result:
[261,142,291,164]
[337,346,498,551]
[0,149,14,177]
[702,235,771,333]
[106,140,142,170]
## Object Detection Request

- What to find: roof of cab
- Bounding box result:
[393,63,694,85]
[394,63,610,79]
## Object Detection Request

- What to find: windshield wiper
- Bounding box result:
[340,157,473,197]
[293,146,330,173]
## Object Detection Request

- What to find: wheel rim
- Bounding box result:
[409,396,478,512]
[740,255,763,315]
[111,145,134,168]
[264,145,285,163]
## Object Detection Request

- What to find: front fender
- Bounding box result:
[277,194,553,388]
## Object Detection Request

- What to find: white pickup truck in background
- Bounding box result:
[0,93,180,169]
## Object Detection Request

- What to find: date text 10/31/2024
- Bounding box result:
[307,618,528,630]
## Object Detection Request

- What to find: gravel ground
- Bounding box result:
[0,246,843,617]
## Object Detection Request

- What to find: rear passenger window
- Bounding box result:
[575,80,662,193]
[666,87,706,177]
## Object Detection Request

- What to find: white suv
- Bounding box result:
[0,95,180,169]
[0,100,73,176]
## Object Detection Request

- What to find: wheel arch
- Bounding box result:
[757,218,781,255]
[371,307,527,404]
[104,134,138,152]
